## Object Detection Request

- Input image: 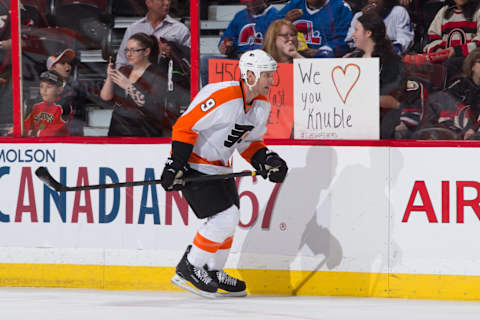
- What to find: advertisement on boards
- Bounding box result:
[2,143,480,278]
[0,143,391,274]
[389,147,480,276]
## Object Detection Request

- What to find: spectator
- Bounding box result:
[116,0,190,68]
[22,70,69,136]
[273,0,353,57]
[46,49,93,136]
[262,19,304,139]
[200,0,278,86]
[263,19,305,63]
[345,0,414,55]
[400,0,446,53]
[397,47,480,139]
[347,11,405,138]
[115,0,190,128]
[101,33,169,137]
[424,0,480,56]
[404,0,480,82]
[218,0,279,58]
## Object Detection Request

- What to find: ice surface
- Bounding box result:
[1,288,480,320]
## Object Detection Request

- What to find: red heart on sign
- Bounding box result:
[331,64,360,104]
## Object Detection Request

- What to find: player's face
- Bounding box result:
[352,21,371,51]
[40,81,61,103]
[51,60,71,79]
[255,70,275,96]
[125,39,149,66]
[147,0,170,17]
[275,24,298,61]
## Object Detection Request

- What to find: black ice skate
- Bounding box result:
[208,269,247,297]
[171,245,219,299]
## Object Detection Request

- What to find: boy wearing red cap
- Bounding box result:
[46,48,96,136]
[23,70,70,136]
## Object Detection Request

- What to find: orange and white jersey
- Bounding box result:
[172,80,269,174]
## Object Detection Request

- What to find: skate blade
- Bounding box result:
[171,274,218,299]
[216,290,248,297]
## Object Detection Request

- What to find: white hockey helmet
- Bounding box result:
[239,49,277,90]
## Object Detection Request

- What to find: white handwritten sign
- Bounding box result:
[294,58,379,139]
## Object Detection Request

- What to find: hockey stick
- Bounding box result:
[34,167,257,192]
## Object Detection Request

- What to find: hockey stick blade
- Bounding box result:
[35,167,69,192]
[34,167,257,192]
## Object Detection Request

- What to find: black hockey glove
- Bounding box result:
[251,148,288,183]
[160,141,193,191]
[160,157,187,191]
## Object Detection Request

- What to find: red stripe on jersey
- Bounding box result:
[441,20,477,34]
[401,108,421,113]
[439,110,455,118]
[188,152,231,167]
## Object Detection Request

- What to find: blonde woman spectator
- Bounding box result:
[263,19,305,63]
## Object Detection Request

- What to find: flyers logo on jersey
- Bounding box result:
[224,124,254,147]
[238,23,263,46]
[293,20,322,45]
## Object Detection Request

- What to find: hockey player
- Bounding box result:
[160,49,289,298]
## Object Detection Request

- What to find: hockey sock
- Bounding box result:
[208,236,233,270]
[187,205,239,268]
[188,232,220,267]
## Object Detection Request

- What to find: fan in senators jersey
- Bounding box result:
[160,49,289,298]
